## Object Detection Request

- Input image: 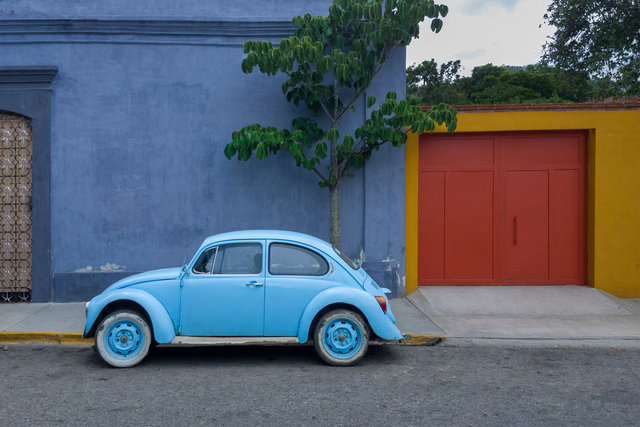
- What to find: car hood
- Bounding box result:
[102,267,182,293]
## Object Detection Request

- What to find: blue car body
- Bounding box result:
[84,230,403,345]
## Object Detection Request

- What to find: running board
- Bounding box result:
[170,336,300,346]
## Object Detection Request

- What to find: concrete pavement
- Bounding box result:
[1,285,640,347]
[0,302,86,333]
[408,285,640,347]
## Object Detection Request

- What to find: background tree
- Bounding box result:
[542,0,640,98]
[406,59,466,105]
[225,0,457,248]
[407,61,594,105]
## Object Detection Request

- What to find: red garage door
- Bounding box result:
[418,131,586,285]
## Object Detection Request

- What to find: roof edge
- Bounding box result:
[421,101,640,113]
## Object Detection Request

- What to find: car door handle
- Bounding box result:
[245,281,263,287]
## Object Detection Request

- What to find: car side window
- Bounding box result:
[193,247,217,274]
[212,243,262,275]
[269,243,329,276]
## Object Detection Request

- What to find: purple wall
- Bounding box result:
[0,1,407,301]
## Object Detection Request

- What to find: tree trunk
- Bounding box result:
[329,184,340,249]
[329,122,340,249]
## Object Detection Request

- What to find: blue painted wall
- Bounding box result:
[0,1,407,301]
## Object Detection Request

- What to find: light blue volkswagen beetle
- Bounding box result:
[84,230,402,367]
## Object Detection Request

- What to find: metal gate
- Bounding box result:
[418,131,586,286]
[0,112,32,302]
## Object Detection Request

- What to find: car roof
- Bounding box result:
[200,230,334,253]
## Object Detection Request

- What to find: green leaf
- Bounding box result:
[350,154,365,169]
[315,141,328,158]
[256,144,267,160]
[367,95,376,108]
[327,128,339,141]
[223,143,237,159]
[426,3,436,18]
[430,18,443,33]
[343,134,354,150]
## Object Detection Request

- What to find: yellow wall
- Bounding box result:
[406,108,640,297]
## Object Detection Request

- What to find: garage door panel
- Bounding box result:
[445,171,495,280]
[419,135,494,169]
[418,172,445,281]
[503,136,582,166]
[505,170,549,280]
[549,169,584,282]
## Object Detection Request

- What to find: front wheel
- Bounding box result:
[314,309,369,366]
[95,310,151,368]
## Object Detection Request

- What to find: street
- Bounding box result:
[1,343,639,426]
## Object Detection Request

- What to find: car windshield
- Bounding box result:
[332,246,360,270]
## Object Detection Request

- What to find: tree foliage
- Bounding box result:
[225,0,457,247]
[542,0,640,97]
[406,59,466,104]
[407,61,595,105]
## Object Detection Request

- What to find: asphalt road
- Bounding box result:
[1,343,639,426]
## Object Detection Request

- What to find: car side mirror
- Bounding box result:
[180,260,189,278]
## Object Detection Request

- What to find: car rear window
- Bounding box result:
[269,243,329,276]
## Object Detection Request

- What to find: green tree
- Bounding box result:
[542,0,640,98]
[406,59,466,105]
[407,60,595,105]
[465,64,557,104]
[225,0,457,248]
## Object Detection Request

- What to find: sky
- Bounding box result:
[406,0,555,75]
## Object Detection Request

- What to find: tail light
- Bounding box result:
[375,296,387,313]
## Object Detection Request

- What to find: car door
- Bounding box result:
[263,241,334,336]
[179,240,265,336]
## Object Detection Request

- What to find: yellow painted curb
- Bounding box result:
[401,334,446,346]
[0,331,92,345]
[372,333,446,346]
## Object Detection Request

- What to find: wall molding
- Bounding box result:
[0,66,59,88]
[0,19,296,44]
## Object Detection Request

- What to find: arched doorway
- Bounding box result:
[0,111,32,302]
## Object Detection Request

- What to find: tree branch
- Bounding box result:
[285,71,334,122]
[335,43,399,123]
[312,166,328,183]
[284,144,328,183]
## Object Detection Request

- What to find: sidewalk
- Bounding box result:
[0,302,88,344]
[1,285,640,347]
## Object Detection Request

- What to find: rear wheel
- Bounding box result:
[95,310,151,368]
[314,309,369,366]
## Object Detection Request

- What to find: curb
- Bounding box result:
[0,331,445,347]
[0,331,92,345]
[400,333,445,346]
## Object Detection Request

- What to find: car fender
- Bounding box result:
[84,288,176,343]
[297,287,402,342]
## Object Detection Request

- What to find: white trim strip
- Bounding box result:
[170,336,300,346]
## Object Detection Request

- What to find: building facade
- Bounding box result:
[0,1,407,301]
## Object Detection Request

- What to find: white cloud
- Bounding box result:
[407,0,554,75]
